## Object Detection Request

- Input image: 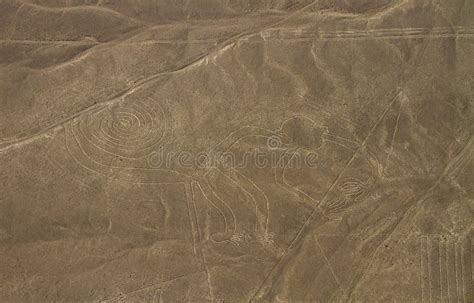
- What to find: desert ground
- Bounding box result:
[0,0,473,302]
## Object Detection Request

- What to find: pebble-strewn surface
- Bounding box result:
[0,0,473,302]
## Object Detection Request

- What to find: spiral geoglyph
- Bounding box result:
[68,98,169,163]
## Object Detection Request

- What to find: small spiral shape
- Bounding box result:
[267,135,282,150]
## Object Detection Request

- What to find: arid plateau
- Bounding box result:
[0,0,473,302]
